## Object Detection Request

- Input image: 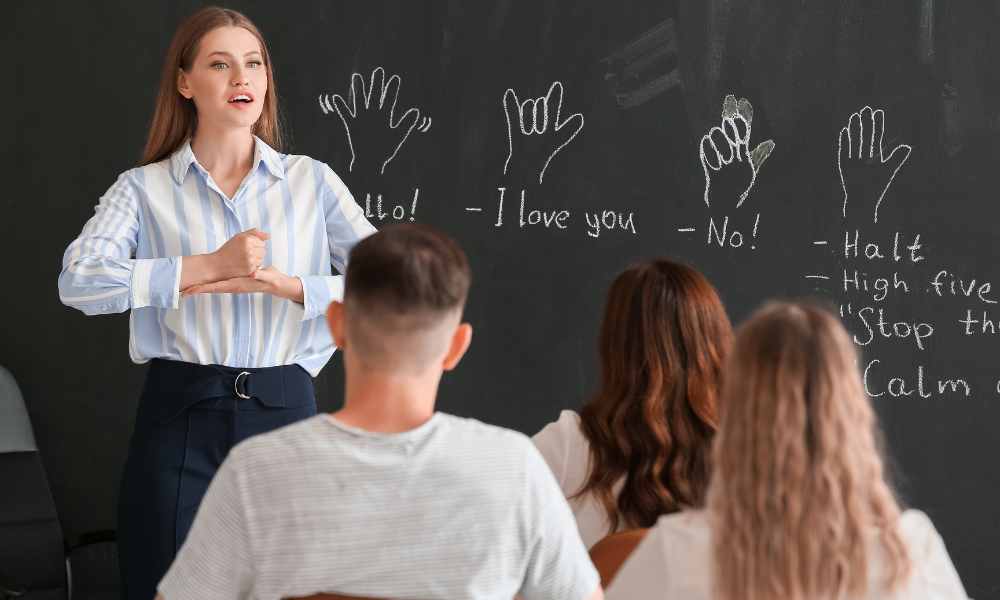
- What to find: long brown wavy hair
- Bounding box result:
[710,302,911,600]
[576,259,732,534]
[141,6,284,165]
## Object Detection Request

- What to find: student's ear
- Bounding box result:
[326,301,347,350]
[177,69,193,99]
[442,323,472,371]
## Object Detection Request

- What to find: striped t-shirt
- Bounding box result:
[158,412,600,600]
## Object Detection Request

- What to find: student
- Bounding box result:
[533,259,733,549]
[155,224,603,600]
[607,302,969,600]
[57,7,375,599]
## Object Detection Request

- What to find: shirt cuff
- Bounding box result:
[131,257,181,310]
[299,275,344,321]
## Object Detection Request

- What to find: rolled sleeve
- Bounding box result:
[130,256,182,310]
[299,274,344,321]
[59,170,183,314]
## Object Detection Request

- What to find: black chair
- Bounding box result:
[0,366,118,600]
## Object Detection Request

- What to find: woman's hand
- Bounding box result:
[179,229,271,290]
[212,228,270,278]
[182,266,304,303]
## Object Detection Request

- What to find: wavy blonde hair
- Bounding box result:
[709,302,910,600]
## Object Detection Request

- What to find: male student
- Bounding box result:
[155,223,603,600]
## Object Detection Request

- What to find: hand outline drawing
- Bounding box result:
[699,94,775,208]
[319,67,431,175]
[503,81,585,184]
[837,106,912,224]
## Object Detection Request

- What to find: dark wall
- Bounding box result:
[4,1,999,596]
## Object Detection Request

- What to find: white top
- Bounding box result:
[159,412,599,600]
[533,410,623,548]
[606,509,969,600]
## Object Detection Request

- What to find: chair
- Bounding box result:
[588,528,650,588]
[0,365,118,599]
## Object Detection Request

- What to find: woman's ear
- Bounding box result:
[442,323,472,372]
[177,68,193,99]
[326,301,347,350]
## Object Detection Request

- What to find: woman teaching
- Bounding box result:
[57,6,375,598]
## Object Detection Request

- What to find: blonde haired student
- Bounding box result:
[58,7,375,598]
[607,302,968,600]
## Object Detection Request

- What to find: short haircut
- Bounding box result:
[343,224,471,373]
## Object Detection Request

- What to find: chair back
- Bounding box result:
[0,365,67,598]
[589,528,651,588]
[287,595,387,600]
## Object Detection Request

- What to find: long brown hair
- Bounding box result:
[141,6,283,165]
[710,302,910,600]
[577,259,732,534]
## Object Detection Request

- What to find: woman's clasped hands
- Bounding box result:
[182,228,304,302]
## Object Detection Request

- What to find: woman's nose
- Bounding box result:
[231,68,249,86]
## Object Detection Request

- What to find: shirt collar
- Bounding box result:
[168,135,286,185]
[253,135,286,180]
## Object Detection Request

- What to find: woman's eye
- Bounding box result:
[211,62,228,70]
[247,60,263,69]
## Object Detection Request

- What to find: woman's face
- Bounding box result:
[178,26,267,132]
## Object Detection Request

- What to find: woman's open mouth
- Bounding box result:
[227,93,255,108]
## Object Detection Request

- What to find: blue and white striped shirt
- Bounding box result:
[59,137,376,376]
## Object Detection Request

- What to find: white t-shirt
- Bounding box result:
[533,410,622,549]
[158,413,599,600]
[606,509,968,600]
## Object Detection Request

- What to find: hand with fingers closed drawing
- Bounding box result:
[319,66,432,175]
[503,81,584,184]
[837,106,912,224]
[699,94,775,208]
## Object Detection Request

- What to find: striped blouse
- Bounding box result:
[58,137,376,376]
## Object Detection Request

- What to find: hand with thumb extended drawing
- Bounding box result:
[503,81,585,184]
[699,94,775,209]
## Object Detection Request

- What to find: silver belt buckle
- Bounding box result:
[234,371,252,400]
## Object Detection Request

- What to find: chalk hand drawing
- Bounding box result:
[503,81,584,184]
[699,94,775,208]
[837,106,911,224]
[319,67,432,174]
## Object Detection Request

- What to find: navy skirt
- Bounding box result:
[117,358,317,600]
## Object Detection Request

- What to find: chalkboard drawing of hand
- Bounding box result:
[699,94,775,208]
[319,67,432,175]
[837,106,912,224]
[503,81,585,184]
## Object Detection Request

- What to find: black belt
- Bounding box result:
[140,359,315,426]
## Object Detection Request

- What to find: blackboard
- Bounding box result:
[5,1,998,596]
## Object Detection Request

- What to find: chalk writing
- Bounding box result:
[484,187,637,239]
[706,213,760,249]
[863,359,971,398]
[362,188,420,223]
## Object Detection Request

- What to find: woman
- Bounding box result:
[57,7,375,599]
[607,302,968,599]
[533,259,733,548]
